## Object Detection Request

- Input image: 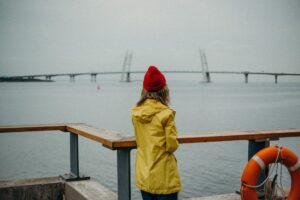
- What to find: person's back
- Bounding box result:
[131,66,181,200]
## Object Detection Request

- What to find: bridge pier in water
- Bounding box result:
[244,73,249,84]
[70,75,75,82]
[205,72,211,83]
[126,72,131,82]
[275,74,278,84]
[90,74,97,83]
[45,76,52,81]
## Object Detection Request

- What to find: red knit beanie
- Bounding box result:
[143,66,166,91]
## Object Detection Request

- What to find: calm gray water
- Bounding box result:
[0,79,300,199]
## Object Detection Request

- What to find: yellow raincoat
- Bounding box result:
[131,99,181,194]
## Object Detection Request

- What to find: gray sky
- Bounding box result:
[1,0,300,76]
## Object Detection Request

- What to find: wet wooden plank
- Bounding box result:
[179,129,300,143]
[0,124,68,133]
[66,124,124,149]
[1,124,299,150]
[112,129,300,148]
[112,136,136,148]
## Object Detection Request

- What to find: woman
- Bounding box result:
[131,66,181,200]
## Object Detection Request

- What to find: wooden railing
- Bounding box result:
[1,123,300,200]
[2,123,299,149]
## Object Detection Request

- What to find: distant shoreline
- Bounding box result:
[0,78,54,82]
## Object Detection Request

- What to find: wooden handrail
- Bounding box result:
[0,124,68,133]
[66,124,124,148]
[111,129,300,148]
[0,124,300,150]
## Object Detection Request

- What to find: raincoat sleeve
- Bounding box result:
[165,112,179,153]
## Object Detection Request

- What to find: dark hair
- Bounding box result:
[136,86,170,106]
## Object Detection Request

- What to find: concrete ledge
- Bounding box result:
[0,177,117,200]
[188,189,289,200]
[0,177,64,200]
[65,178,117,200]
[188,193,240,200]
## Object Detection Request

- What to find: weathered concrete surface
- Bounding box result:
[0,177,117,200]
[0,176,64,200]
[188,193,240,200]
[65,178,117,200]
[188,189,289,200]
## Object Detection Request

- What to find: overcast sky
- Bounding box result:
[0,0,299,76]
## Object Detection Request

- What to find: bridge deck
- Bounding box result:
[2,70,300,79]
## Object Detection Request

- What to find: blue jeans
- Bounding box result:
[141,190,178,200]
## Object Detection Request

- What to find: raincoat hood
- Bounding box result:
[132,99,169,123]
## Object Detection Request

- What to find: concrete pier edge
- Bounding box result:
[0,176,117,200]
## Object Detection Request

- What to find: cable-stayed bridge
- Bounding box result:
[1,51,300,83]
[1,70,300,84]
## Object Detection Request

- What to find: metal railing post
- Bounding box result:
[117,148,131,200]
[60,132,90,181]
[248,140,270,190]
[70,132,79,177]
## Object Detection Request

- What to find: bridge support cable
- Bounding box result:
[199,49,211,83]
[120,51,133,82]
[120,51,128,82]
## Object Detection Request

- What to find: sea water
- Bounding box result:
[0,78,300,199]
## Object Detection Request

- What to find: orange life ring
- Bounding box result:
[240,146,300,200]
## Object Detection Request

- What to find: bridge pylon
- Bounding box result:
[199,49,211,83]
[120,51,133,82]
